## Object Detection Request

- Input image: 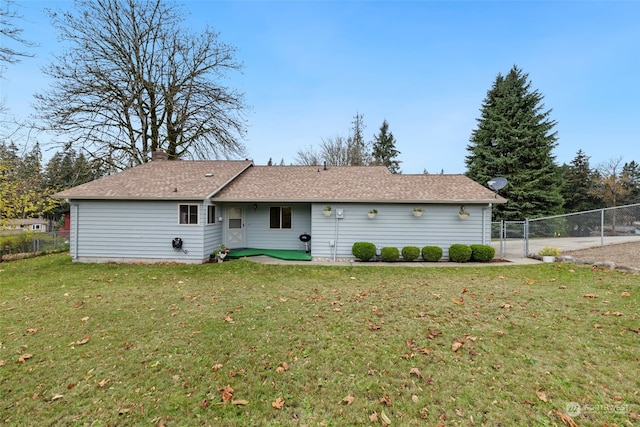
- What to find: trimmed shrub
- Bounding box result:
[448,244,472,263]
[421,246,443,262]
[380,247,400,262]
[352,241,376,261]
[470,244,495,262]
[401,246,421,262]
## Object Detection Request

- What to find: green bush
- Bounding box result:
[421,246,443,262]
[380,247,400,262]
[470,244,495,262]
[401,246,420,262]
[448,244,472,263]
[0,233,31,253]
[352,242,376,261]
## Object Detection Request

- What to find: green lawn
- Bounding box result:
[1,254,638,426]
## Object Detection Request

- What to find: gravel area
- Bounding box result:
[561,241,640,271]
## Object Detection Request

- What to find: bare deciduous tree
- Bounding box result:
[34,0,248,170]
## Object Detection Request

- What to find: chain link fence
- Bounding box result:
[493,203,640,258]
[0,231,70,261]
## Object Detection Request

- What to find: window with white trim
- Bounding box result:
[207,205,216,224]
[269,206,292,229]
[179,204,199,224]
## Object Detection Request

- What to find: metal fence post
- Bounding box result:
[600,208,604,247]
[524,218,529,257]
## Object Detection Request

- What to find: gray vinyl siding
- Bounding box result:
[70,199,212,263]
[241,203,312,251]
[310,203,492,260]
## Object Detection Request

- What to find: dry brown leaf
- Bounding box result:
[199,399,209,409]
[621,291,631,297]
[452,341,464,352]
[369,411,379,422]
[341,395,355,405]
[81,316,89,322]
[593,324,602,329]
[583,293,598,299]
[272,397,285,409]
[535,390,547,402]
[427,328,441,339]
[223,316,234,323]
[369,323,381,331]
[18,353,33,363]
[76,335,91,345]
[211,363,223,371]
[409,367,423,378]
[553,410,579,427]
[98,378,110,388]
[0,360,5,367]
[500,303,512,309]
[452,298,464,305]
[232,399,249,406]
[219,385,234,402]
[26,328,38,334]
[379,396,392,406]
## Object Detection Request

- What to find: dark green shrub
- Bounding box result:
[470,244,495,262]
[401,246,420,261]
[352,241,376,261]
[421,246,443,262]
[448,244,472,263]
[380,247,400,262]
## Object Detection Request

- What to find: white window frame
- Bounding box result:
[269,206,292,230]
[179,204,199,225]
[207,205,217,225]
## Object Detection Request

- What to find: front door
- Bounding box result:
[227,207,245,248]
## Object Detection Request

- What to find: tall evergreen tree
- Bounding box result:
[621,160,640,205]
[465,65,563,220]
[560,150,602,213]
[371,120,401,174]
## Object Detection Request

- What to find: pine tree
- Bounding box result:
[371,120,401,174]
[560,150,602,213]
[621,160,640,205]
[465,65,563,220]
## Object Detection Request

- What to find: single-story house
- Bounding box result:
[2,217,50,233]
[53,153,506,264]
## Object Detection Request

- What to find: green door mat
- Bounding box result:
[226,248,312,261]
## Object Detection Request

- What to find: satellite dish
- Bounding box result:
[487,177,507,192]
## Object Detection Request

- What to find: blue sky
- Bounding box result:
[1,0,639,174]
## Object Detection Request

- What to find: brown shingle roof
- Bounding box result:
[53,161,506,204]
[53,160,253,200]
[213,165,506,204]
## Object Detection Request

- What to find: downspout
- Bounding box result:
[71,202,79,260]
[333,211,338,261]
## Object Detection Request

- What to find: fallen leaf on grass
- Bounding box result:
[536,390,547,402]
[223,316,234,323]
[369,411,378,422]
[272,397,285,409]
[553,410,579,427]
[452,298,464,305]
[452,341,464,352]
[621,292,631,297]
[51,394,64,402]
[369,323,381,331]
[603,311,623,316]
[218,385,234,402]
[379,396,392,406]
[232,399,249,406]
[76,335,91,345]
[26,328,38,334]
[341,395,355,405]
[0,360,5,367]
[18,353,33,363]
[211,363,223,371]
[275,362,289,373]
[409,367,423,378]
[199,399,209,409]
[98,378,110,388]
[81,316,89,322]
[583,293,598,299]
[427,328,441,339]
[594,324,602,329]
[380,410,392,425]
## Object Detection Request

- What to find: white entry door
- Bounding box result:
[227,207,245,248]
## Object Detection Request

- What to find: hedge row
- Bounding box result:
[351,242,495,263]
